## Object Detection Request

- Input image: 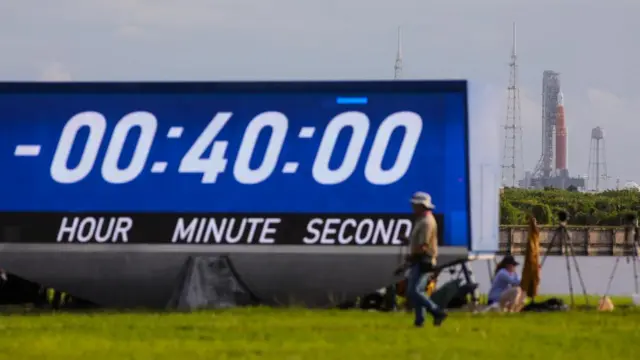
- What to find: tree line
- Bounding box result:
[500,188,640,226]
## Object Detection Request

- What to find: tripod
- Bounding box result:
[603,224,640,298]
[540,223,589,307]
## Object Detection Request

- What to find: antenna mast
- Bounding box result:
[394,26,403,79]
[501,22,524,187]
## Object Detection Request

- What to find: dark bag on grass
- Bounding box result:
[522,297,568,312]
[430,279,479,309]
[360,293,384,310]
[448,283,479,309]
[430,279,462,308]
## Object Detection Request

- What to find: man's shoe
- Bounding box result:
[433,312,448,327]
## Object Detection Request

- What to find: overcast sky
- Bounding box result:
[0,0,637,189]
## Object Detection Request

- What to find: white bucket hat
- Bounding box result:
[410,191,435,209]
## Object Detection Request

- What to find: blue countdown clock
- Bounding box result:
[0,81,470,248]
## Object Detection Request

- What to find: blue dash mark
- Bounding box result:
[336,96,368,105]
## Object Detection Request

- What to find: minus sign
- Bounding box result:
[14,145,41,156]
[336,97,368,105]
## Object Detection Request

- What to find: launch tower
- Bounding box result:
[535,70,561,179]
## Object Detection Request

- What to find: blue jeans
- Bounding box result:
[407,262,440,325]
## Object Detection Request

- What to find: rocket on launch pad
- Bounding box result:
[528,71,585,190]
[555,91,567,170]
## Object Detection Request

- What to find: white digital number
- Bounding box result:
[49,108,423,186]
[312,111,370,185]
[101,112,158,184]
[234,112,288,184]
[178,112,231,183]
[365,111,422,185]
[50,111,107,184]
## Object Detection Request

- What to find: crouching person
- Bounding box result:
[487,255,525,312]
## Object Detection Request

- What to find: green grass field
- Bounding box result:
[1,298,639,360]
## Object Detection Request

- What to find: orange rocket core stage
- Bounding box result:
[555,92,567,170]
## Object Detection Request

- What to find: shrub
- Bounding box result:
[500,188,640,226]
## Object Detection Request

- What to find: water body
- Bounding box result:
[442,256,640,297]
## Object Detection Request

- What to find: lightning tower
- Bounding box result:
[588,127,608,191]
[501,22,523,187]
[394,26,403,79]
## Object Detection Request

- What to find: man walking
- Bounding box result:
[400,192,448,327]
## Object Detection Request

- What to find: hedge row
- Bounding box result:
[500,188,640,226]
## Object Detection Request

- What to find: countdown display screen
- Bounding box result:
[0,81,470,248]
